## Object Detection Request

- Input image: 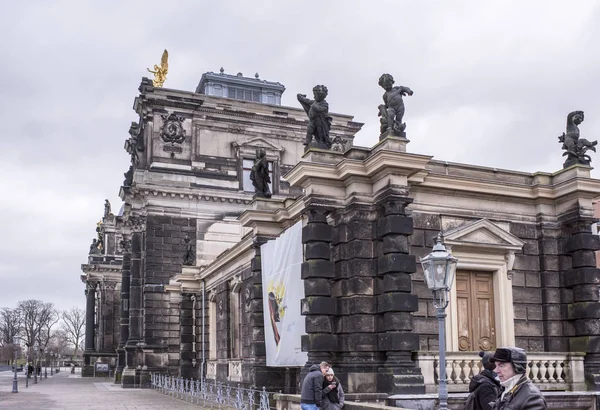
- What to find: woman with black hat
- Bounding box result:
[489,347,546,410]
[464,351,500,410]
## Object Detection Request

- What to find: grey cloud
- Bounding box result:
[1,0,599,311]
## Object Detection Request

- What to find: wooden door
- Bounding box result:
[456,271,496,352]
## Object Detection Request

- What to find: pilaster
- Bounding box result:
[376,193,424,394]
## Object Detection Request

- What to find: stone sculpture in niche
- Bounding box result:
[160,113,186,144]
[182,235,196,266]
[297,85,333,150]
[250,148,272,198]
[559,110,597,168]
[378,73,413,137]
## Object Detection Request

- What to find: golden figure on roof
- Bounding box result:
[147,49,169,87]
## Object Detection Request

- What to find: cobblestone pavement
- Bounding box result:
[0,368,200,409]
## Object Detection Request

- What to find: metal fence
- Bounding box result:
[151,374,274,410]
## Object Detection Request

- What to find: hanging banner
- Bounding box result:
[261,221,307,367]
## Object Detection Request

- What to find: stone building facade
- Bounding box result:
[82,70,600,397]
[80,207,123,376]
[80,71,361,387]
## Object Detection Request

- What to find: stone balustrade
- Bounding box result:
[229,359,242,382]
[415,351,586,393]
[206,359,242,382]
[206,360,217,380]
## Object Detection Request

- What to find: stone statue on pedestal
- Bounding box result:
[104,200,112,218]
[559,111,597,168]
[123,166,133,187]
[183,235,196,266]
[250,148,272,199]
[298,85,333,150]
[89,239,101,255]
[378,73,413,138]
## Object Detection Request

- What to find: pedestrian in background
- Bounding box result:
[489,347,546,410]
[464,351,500,410]
[322,368,345,410]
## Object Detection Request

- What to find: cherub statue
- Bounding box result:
[297,85,333,149]
[147,49,169,88]
[249,148,272,198]
[558,111,597,168]
[378,73,413,136]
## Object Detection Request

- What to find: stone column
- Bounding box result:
[116,241,131,382]
[330,205,381,394]
[301,208,336,379]
[83,281,97,376]
[563,218,600,390]
[123,229,143,388]
[376,195,424,394]
[180,293,194,379]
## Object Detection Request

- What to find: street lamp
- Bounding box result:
[43,348,47,379]
[420,233,458,410]
[12,336,20,393]
[33,343,38,384]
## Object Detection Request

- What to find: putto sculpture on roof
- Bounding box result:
[559,111,597,168]
[378,73,413,139]
[147,49,169,87]
[298,85,333,150]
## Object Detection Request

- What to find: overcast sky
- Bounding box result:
[1,0,599,312]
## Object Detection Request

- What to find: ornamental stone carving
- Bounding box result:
[160,113,186,144]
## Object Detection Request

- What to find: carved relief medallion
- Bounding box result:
[160,113,186,144]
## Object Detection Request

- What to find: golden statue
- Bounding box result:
[147,49,169,87]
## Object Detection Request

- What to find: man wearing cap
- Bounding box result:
[300,362,330,410]
[464,351,500,410]
[489,347,546,410]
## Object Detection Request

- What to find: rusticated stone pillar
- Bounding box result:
[123,227,143,388]
[180,293,194,379]
[84,281,97,359]
[329,204,381,394]
[116,239,131,382]
[376,195,424,394]
[562,219,600,390]
[301,208,335,379]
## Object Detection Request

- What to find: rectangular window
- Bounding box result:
[214,85,223,97]
[242,159,273,192]
[228,87,237,99]
[252,91,261,102]
[229,291,241,358]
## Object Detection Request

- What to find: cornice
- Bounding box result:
[81,264,122,274]
[132,186,253,205]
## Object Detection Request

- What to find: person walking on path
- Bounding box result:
[464,351,500,410]
[321,368,345,410]
[489,347,546,410]
[300,362,330,410]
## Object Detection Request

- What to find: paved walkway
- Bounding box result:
[0,368,200,409]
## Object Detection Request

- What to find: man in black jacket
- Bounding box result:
[465,351,500,410]
[300,362,330,410]
[489,347,546,410]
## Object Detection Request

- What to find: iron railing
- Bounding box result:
[151,373,275,410]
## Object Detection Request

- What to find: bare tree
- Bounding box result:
[60,307,86,359]
[17,300,58,350]
[0,307,22,346]
[0,307,22,365]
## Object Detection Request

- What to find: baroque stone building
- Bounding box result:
[82,70,600,399]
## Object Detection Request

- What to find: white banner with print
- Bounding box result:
[261,221,307,367]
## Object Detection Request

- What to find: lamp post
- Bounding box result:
[420,233,458,410]
[33,344,38,384]
[12,336,20,393]
[43,348,47,379]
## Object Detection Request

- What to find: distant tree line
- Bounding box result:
[0,300,85,365]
